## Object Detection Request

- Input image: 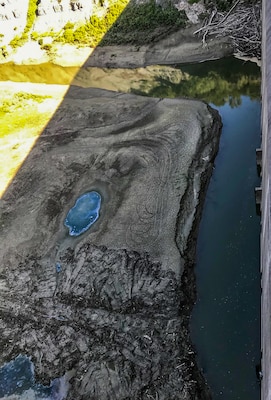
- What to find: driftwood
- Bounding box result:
[194,0,262,59]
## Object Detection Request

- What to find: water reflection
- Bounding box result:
[0,57,261,108]
[131,57,261,106]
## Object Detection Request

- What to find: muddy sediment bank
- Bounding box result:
[0,80,222,398]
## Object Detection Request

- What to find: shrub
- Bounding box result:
[204,0,257,11]
[64,22,75,30]
[63,28,75,42]
[31,31,39,41]
[101,0,187,45]
[44,0,187,47]
[41,43,52,51]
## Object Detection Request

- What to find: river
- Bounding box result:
[0,56,261,399]
[191,96,261,400]
[135,56,261,399]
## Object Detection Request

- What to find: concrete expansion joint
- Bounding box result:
[255,147,262,214]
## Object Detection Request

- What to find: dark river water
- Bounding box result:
[0,56,261,399]
[191,96,261,400]
[153,57,261,400]
[181,59,261,400]
[130,56,261,399]
[136,56,261,399]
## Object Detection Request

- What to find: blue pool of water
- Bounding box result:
[64,191,101,236]
[0,355,66,399]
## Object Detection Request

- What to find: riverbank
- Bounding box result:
[0,25,233,68]
[0,20,234,200]
[0,81,222,399]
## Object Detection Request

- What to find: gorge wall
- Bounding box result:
[0,0,105,45]
[0,0,29,44]
[0,0,202,49]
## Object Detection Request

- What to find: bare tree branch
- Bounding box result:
[193,0,262,59]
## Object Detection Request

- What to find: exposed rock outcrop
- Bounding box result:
[0,87,221,399]
[0,0,102,45]
[34,0,95,33]
[0,0,29,44]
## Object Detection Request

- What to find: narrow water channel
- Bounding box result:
[129,56,262,399]
[190,96,261,399]
[0,56,261,399]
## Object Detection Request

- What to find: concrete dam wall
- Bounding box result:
[261,0,271,398]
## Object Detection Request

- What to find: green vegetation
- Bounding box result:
[6,0,187,49]
[5,0,259,49]
[53,0,129,46]
[9,34,27,48]
[52,0,186,46]
[204,0,258,11]
[130,57,261,107]
[25,0,37,32]
[101,0,187,45]
[9,0,38,48]
[0,92,51,114]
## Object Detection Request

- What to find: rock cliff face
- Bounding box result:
[0,0,102,45]
[0,0,29,44]
[34,0,95,33]
[0,0,205,47]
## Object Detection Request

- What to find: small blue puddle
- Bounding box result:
[64,191,101,236]
[0,355,63,398]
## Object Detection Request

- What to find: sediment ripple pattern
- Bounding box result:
[0,88,221,400]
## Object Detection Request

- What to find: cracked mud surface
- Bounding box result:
[0,87,221,399]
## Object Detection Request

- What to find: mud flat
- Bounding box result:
[0,84,221,399]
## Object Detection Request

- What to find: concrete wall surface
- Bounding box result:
[261,0,271,399]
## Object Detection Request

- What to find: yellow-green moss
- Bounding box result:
[9,0,38,48]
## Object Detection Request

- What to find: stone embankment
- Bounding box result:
[260,0,271,399]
